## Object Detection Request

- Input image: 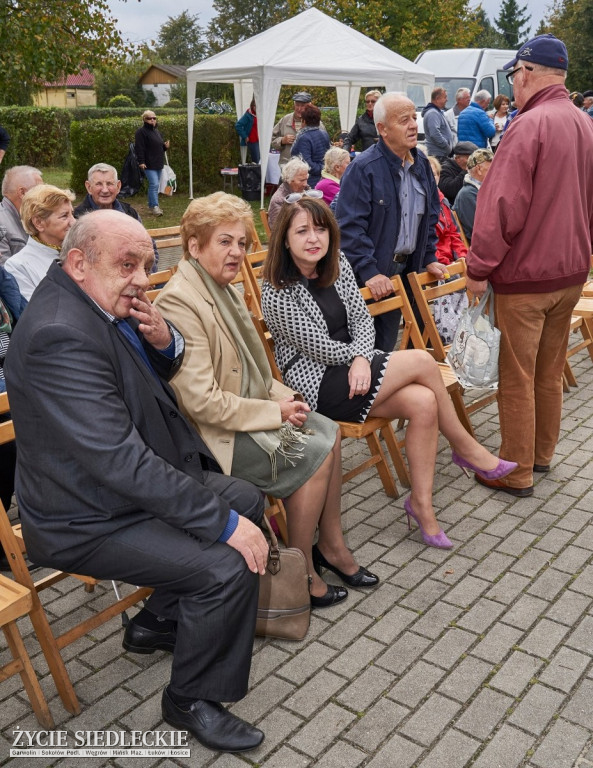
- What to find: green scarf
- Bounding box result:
[190,259,310,478]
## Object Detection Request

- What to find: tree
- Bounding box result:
[468,7,507,48]
[0,0,131,105]
[95,46,155,108]
[283,0,480,62]
[207,0,290,54]
[545,0,593,89]
[494,0,531,48]
[156,11,207,65]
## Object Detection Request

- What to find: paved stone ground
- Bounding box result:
[1,348,592,768]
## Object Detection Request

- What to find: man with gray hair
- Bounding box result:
[5,210,267,753]
[337,92,446,351]
[0,165,43,264]
[74,163,143,220]
[466,34,593,496]
[444,87,471,144]
[421,87,454,162]
[74,163,159,269]
[457,89,496,147]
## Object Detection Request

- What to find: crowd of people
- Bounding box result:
[1,31,593,758]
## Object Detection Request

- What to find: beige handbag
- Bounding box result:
[256,515,311,640]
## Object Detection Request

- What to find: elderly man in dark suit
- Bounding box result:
[4,210,268,753]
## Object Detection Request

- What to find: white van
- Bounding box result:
[408,48,516,140]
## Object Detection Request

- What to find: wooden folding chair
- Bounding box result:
[408,261,496,428]
[0,392,153,716]
[0,575,54,727]
[260,209,271,240]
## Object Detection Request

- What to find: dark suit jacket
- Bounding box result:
[5,262,230,570]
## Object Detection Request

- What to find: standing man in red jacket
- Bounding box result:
[466,34,593,496]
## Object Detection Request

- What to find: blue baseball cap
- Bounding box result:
[503,34,568,71]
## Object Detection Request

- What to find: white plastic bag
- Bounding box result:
[159,153,176,196]
[446,285,500,389]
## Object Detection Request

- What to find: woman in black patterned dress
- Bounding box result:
[262,198,518,549]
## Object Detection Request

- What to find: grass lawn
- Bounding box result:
[41,167,270,245]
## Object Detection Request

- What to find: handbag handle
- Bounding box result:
[260,514,281,575]
[469,283,495,326]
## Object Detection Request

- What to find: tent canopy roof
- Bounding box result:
[186,8,434,88]
[185,9,435,203]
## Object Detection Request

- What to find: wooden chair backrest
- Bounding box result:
[248,221,264,253]
[146,225,182,250]
[260,209,271,239]
[451,210,470,250]
[146,266,177,302]
[407,259,469,360]
[360,275,425,351]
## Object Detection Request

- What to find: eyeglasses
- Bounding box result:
[144,116,157,121]
[506,65,533,84]
[285,190,324,204]
[365,99,378,104]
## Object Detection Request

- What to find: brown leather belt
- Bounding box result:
[393,252,408,264]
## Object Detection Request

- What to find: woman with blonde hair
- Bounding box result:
[5,184,75,299]
[155,192,379,609]
[315,147,350,206]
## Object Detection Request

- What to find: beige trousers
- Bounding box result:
[494,285,582,488]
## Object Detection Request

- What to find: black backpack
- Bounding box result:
[119,143,143,198]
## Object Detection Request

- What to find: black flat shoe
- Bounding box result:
[533,464,550,473]
[123,618,177,654]
[310,583,348,609]
[312,544,379,588]
[162,687,264,753]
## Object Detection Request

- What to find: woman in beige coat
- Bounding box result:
[155,192,378,608]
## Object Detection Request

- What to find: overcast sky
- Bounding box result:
[106,0,549,50]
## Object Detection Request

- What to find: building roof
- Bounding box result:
[40,68,95,88]
[139,64,188,82]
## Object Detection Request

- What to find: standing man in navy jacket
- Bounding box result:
[336,92,446,351]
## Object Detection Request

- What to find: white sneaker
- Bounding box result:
[151,206,164,216]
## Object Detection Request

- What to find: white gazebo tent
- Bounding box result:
[185,8,434,204]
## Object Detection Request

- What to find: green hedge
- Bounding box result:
[0,107,71,175]
[70,114,241,195]
[69,107,187,121]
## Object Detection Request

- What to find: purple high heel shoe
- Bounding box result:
[404,497,453,549]
[452,451,518,481]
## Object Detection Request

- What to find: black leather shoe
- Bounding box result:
[162,687,264,752]
[122,618,176,654]
[533,464,550,473]
[312,544,379,587]
[310,583,348,608]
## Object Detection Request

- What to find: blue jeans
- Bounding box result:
[145,168,161,208]
[248,142,260,164]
